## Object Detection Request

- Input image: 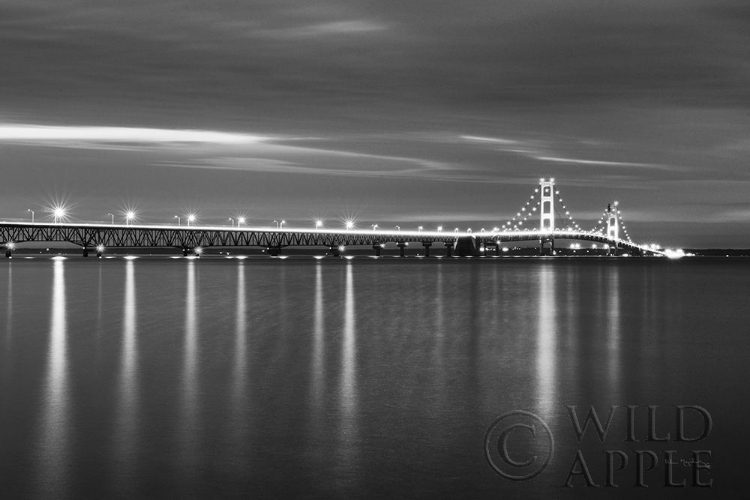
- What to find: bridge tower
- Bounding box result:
[607,201,620,255]
[539,178,555,255]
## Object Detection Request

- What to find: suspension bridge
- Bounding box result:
[0,178,669,258]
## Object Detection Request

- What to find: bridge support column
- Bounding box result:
[96,249,103,258]
[539,237,555,256]
[373,244,381,257]
[5,247,11,258]
[444,242,453,257]
[182,247,190,257]
[82,247,89,258]
[397,243,407,257]
[422,242,431,257]
[329,246,340,257]
[267,246,282,256]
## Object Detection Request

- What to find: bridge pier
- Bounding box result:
[444,242,453,257]
[182,247,190,257]
[455,236,480,257]
[5,247,11,258]
[96,249,103,258]
[267,246,282,256]
[422,242,431,257]
[82,247,89,258]
[329,246,340,257]
[539,236,555,256]
[397,243,407,257]
[373,244,381,257]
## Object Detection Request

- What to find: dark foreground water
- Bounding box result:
[0,257,748,499]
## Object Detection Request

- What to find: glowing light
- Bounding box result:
[187,214,196,226]
[238,217,246,226]
[315,219,323,228]
[345,220,354,230]
[338,245,345,252]
[51,206,68,223]
[664,248,685,259]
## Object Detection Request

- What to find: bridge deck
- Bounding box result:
[1,222,658,255]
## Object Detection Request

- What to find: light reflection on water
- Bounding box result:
[115,260,138,488]
[179,260,199,484]
[37,260,69,497]
[0,258,748,498]
[536,265,557,420]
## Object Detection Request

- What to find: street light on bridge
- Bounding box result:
[345,220,354,230]
[437,226,442,232]
[126,211,136,226]
[238,217,246,227]
[229,217,235,227]
[27,209,34,223]
[187,214,196,226]
[174,215,180,226]
[107,213,114,224]
[280,220,286,230]
[372,224,378,231]
[418,226,423,232]
[315,219,323,229]
[53,207,67,224]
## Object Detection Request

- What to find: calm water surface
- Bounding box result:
[0,257,748,498]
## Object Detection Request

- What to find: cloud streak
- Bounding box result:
[0,124,269,146]
[533,156,671,170]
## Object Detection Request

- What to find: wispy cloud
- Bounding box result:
[460,135,518,145]
[0,124,270,148]
[533,156,671,169]
[256,20,386,39]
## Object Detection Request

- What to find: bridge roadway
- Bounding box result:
[0,221,662,257]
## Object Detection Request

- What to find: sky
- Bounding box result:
[1,0,749,247]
